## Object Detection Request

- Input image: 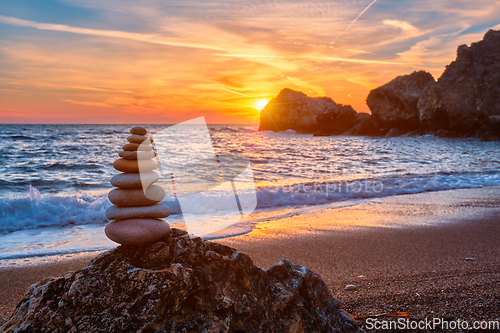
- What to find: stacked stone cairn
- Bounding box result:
[105,126,171,245]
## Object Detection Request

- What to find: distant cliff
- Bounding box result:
[259,88,379,136]
[366,71,434,132]
[368,29,500,140]
[259,29,500,141]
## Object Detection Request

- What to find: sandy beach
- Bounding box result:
[1,187,499,329]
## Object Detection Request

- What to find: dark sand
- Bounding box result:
[1,187,499,329]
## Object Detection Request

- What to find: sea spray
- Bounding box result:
[1,170,499,234]
[1,124,500,259]
[0,187,110,234]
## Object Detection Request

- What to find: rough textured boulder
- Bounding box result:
[259,88,367,136]
[1,229,361,333]
[314,105,358,136]
[367,29,500,139]
[418,29,500,136]
[366,71,435,131]
[344,113,381,136]
[260,30,500,139]
[479,115,500,141]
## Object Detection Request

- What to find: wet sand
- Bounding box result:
[0,253,96,318]
[1,187,499,328]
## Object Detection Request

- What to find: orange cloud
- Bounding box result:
[61,99,114,108]
[1,0,500,123]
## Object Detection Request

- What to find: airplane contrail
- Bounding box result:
[216,86,254,98]
[331,0,379,45]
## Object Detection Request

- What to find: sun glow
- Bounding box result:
[255,99,269,110]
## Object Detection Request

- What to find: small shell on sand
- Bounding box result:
[110,172,159,189]
[130,126,147,136]
[105,203,171,220]
[127,135,153,144]
[108,185,166,207]
[122,143,154,151]
[119,150,156,160]
[113,158,158,173]
[105,218,170,245]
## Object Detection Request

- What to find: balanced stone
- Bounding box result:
[127,135,153,144]
[119,150,156,160]
[122,143,154,151]
[130,126,147,136]
[113,158,158,173]
[108,185,166,207]
[110,171,159,188]
[105,218,171,245]
[104,125,171,246]
[105,203,171,220]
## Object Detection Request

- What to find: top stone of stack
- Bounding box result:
[130,126,148,136]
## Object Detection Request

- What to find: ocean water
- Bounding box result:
[1,124,499,261]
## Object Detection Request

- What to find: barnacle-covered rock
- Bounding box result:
[1,229,361,333]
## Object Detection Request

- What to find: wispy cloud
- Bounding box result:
[299,55,404,65]
[2,0,500,123]
[213,53,280,58]
[61,99,113,108]
[383,20,419,33]
[212,52,402,65]
[396,36,442,65]
[0,15,223,51]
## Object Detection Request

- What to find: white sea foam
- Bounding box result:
[1,171,499,235]
[1,124,499,259]
[0,186,110,233]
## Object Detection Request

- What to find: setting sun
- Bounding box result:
[255,99,269,110]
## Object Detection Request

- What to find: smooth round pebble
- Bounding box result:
[113,158,158,173]
[130,126,147,136]
[119,150,156,160]
[108,185,166,207]
[122,143,154,151]
[110,171,159,188]
[344,285,357,291]
[105,203,171,220]
[105,218,170,245]
[127,134,153,144]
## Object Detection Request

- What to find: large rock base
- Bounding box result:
[1,229,360,333]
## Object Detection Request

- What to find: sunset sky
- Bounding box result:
[1,0,499,124]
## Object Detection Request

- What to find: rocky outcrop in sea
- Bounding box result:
[260,29,500,140]
[366,71,434,132]
[367,30,500,140]
[417,29,500,140]
[258,88,373,136]
[0,229,361,333]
